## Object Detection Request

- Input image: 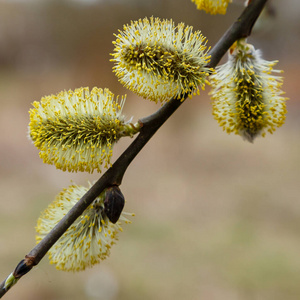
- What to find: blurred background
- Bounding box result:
[0,0,299,299]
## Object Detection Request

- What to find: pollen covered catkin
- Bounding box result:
[29,87,138,173]
[191,0,232,15]
[111,17,212,103]
[210,40,287,142]
[36,183,134,272]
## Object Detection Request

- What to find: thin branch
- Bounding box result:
[208,0,268,68]
[0,0,267,297]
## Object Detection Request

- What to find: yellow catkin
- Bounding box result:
[111,17,212,103]
[210,40,288,142]
[36,183,134,272]
[29,87,137,173]
[191,0,232,15]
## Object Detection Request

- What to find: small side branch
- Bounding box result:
[0,0,267,297]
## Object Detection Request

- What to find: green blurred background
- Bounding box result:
[0,0,299,299]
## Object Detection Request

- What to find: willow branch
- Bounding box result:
[208,0,267,67]
[0,0,267,297]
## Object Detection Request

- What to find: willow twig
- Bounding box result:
[0,0,267,297]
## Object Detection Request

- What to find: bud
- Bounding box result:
[3,273,19,292]
[104,186,125,224]
[111,17,212,103]
[13,258,33,278]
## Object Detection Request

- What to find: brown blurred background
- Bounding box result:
[0,0,299,299]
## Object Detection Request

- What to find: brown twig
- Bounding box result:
[0,0,268,297]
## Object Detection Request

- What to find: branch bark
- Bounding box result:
[0,0,268,297]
